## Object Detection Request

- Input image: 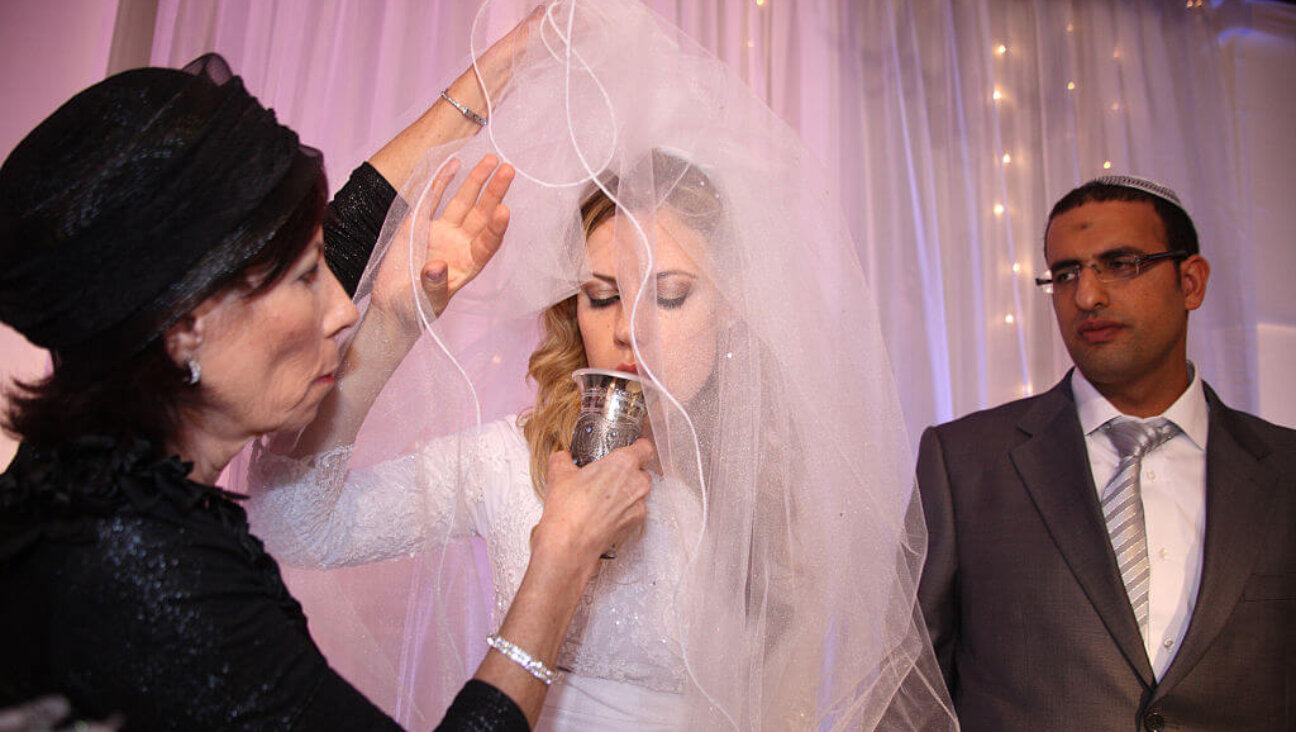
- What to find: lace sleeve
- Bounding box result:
[245,438,477,569]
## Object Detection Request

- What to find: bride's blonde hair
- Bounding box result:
[520,190,617,497]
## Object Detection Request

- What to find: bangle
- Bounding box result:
[485,634,559,685]
[440,89,488,126]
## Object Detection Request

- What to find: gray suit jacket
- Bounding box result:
[916,374,1295,731]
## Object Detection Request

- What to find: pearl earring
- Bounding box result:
[184,358,202,386]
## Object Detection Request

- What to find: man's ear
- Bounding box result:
[1180,254,1209,312]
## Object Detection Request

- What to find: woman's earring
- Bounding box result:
[184,358,202,386]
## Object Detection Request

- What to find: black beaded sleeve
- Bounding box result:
[434,680,530,732]
[323,163,400,297]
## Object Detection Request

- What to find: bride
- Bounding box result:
[246,1,954,729]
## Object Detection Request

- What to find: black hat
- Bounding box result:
[0,54,322,368]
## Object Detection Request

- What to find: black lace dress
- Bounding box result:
[0,437,526,731]
[0,166,527,731]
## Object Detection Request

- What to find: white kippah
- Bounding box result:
[1087,174,1187,215]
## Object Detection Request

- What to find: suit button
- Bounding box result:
[1144,712,1165,731]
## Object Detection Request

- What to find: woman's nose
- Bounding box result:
[323,267,359,337]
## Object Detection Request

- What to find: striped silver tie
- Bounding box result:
[1101,417,1180,637]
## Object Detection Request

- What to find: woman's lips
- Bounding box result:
[616,363,638,375]
[1076,319,1125,344]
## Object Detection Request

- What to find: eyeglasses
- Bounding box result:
[1035,250,1188,294]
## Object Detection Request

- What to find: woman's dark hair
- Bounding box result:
[4,171,327,453]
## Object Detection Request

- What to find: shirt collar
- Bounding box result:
[1072,362,1209,451]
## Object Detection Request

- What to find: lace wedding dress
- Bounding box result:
[249,416,700,730]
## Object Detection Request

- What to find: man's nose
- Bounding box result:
[1073,264,1109,311]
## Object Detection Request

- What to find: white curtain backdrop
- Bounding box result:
[2,0,1286,456]
[139,0,1266,444]
[0,0,1289,720]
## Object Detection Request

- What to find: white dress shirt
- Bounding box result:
[1072,365,1209,680]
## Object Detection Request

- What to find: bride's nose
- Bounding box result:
[613,301,633,350]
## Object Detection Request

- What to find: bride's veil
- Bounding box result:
[240,1,956,728]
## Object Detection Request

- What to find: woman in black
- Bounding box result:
[0,48,651,731]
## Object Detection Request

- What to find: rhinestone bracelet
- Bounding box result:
[440,89,488,126]
[485,634,559,685]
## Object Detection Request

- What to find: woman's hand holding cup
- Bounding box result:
[533,439,654,581]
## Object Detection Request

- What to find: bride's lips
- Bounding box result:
[1076,318,1126,344]
[616,363,637,375]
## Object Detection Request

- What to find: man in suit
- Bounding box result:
[916,176,1294,731]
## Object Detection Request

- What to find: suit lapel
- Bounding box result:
[1010,376,1156,687]
[1153,387,1279,697]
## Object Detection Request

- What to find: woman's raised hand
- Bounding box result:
[421,154,515,316]
[370,154,514,330]
[447,4,544,117]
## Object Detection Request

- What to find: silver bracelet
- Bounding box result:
[486,634,559,685]
[440,88,488,126]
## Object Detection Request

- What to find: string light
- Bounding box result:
[993,203,1005,216]
[996,44,1007,55]
[1110,102,1120,111]
[1067,81,1076,91]
[1066,23,1074,32]
[1002,152,1012,165]
[1113,49,1121,59]
[1011,262,1022,273]
[1004,314,1015,324]
[746,39,755,48]
[756,0,766,6]
[992,88,1003,102]
[1103,161,1113,169]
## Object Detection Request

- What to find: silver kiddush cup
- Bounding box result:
[570,368,647,467]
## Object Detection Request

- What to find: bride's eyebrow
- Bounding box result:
[586,271,695,285]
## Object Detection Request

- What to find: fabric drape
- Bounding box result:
[141,0,1262,445]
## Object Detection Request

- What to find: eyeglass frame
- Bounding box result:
[1035,250,1190,294]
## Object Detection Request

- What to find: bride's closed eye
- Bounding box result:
[582,279,620,308]
[656,272,695,310]
[586,291,620,308]
[582,272,697,310]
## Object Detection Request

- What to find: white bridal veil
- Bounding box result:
[245,1,956,728]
